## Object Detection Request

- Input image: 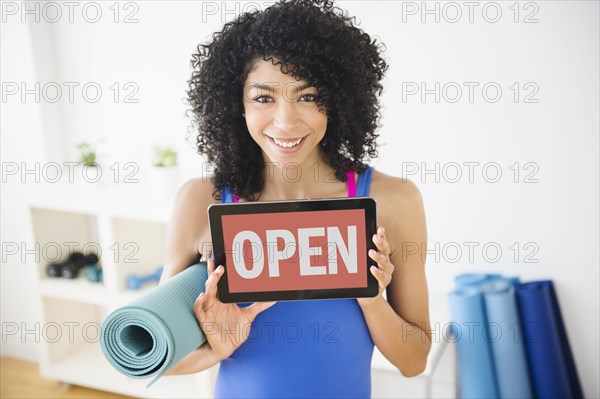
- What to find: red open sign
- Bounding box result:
[209,197,378,302]
[222,209,367,293]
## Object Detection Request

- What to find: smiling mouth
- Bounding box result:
[265,134,307,148]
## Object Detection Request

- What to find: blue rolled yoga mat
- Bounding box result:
[100,262,208,387]
[480,279,533,398]
[515,281,583,399]
[448,286,499,398]
[454,273,503,288]
[454,273,521,288]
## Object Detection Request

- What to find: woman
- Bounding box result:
[161,0,431,397]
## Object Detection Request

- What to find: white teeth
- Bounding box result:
[271,136,302,148]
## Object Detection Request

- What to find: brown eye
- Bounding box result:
[299,94,317,102]
[254,95,273,103]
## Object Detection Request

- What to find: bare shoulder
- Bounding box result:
[175,176,221,208]
[175,176,222,232]
[162,177,221,280]
[370,169,426,256]
[370,169,424,205]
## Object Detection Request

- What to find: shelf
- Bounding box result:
[41,342,214,399]
[27,177,175,224]
[40,278,107,306]
[111,217,167,292]
[28,171,219,398]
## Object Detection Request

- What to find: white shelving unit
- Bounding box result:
[28,175,454,398]
[28,177,216,398]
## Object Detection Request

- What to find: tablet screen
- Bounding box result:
[223,208,367,293]
[208,197,378,303]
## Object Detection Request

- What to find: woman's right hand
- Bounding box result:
[193,258,277,361]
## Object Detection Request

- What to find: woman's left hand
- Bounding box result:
[357,226,394,308]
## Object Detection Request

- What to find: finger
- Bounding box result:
[370,265,382,279]
[372,233,391,256]
[370,265,388,286]
[369,249,392,274]
[370,249,394,275]
[204,265,224,298]
[383,261,395,275]
[193,292,206,319]
[368,248,390,265]
[244,301,277,320]
[207,257,215,274]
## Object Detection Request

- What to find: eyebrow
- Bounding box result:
[246,82,315,92]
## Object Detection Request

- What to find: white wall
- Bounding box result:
[1,1,598,397]
[1,10,47,362]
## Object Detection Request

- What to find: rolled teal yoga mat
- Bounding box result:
[515,281,583,399]
[480,279,533,398]
[448,286,498,398]
[100,262,208,387]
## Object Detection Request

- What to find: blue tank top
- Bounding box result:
[214,165,375,399]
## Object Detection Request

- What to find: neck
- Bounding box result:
[261,151,340,200]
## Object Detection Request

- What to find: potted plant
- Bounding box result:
[72,141,107,185]
[150,145,180,195]
[76,142,98,167]
[153,146,178,168]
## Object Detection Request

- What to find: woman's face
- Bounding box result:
[242,59,328,167]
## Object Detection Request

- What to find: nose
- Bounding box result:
[272,99,302,132]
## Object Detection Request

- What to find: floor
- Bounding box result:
[0,357,132,399]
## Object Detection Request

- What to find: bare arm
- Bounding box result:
[359,177,431,377]
[160,178,221,375]
[160,178,212,284]
[159,178,276,375]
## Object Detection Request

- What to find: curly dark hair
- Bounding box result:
[186,0,389,201]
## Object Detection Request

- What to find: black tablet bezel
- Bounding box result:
[207,197,379,303]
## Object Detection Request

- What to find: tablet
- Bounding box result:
[207,197,379,303]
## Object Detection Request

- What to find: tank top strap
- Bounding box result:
[346,170,357,197]
[220,186,235,203]
[356,165,374,197]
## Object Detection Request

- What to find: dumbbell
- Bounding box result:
[61,252,100,279]
[126,267,163,290]
[45,252,100,279]
[47,258,78,278]
[60,252,86,279]
[46,262,65,278]
[84,264,103,283]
